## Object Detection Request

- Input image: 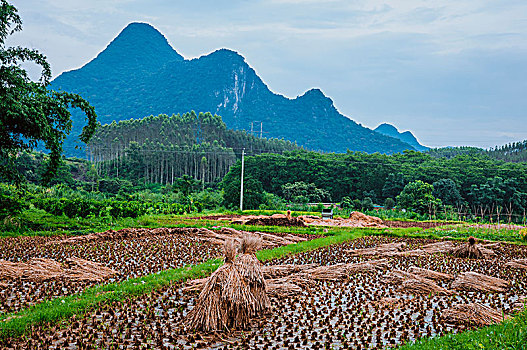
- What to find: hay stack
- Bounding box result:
[441,303,509,326]
[421,241,455,254]
[505,259,527,270]
[400,278,452,295]
[451,272,509,293]
[348,211,384,226]
[408,267,454,281]
[450,236,495,259]
[62,258,118,282]
[383,269,453,295]
[234,235,271,315]
[185,239,256,332]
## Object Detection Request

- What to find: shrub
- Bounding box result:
[384,197,395,210]
[361,197,374,211]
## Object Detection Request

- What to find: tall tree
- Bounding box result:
[0,0,97,183]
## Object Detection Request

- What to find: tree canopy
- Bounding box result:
[0,0,97,183]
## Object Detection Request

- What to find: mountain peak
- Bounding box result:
[82,22,183,72]
[206,48,246,63]
[303,88,324,96]
[375,123,399,134]
[374,123,428,151]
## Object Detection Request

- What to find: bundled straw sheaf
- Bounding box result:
[450,236,495,259]
[451,271,509,293]
[441,303,509,326]
[185,239,256,332]
[235,235,271,315]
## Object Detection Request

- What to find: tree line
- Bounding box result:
[427,140,527,163]
[87,111,302,185]
[221,150,527,215]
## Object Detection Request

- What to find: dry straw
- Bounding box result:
[235,234,271,315]
[185,239,256,332]
[441,303,509,326]
[450,236,495,259]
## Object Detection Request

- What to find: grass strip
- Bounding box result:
[0,227,373,342]
[400,309,527,350]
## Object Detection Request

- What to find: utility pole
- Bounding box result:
[239,148,245,211]
[260,122,263,138]
[250,122,253,135]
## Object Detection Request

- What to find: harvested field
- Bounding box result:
[10,235,527,350]
[383,220,457,229]
[0,227,312,314]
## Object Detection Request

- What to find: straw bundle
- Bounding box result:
[420,241,455,254]
[505,259,527,270]
[234,235,271,315]
[185,239,256,332]
[62,258,118,282]
[346,259,389,273]
[266,281,303,298]
[450,236,493,259]
[512,296,527,313]
[383,269,453,295]
[22,258,64,282]
[441,303,509,326]
[400,278,452,295]
[375,297,404,310]
[451,272,509,293]
[1,257,116,282]
[304,264,350,281]
[382,269,426,285]
[182,277,209,292]
[408,267,454,281]
[0,259,24,279]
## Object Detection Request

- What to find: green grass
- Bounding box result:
[422,224,527,244]
[0,226,378,342]
[0,209,328,237]
[400,309,527,350]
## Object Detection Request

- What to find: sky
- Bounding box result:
[8,0,527,148]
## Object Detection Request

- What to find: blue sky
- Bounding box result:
[8,0,527,148]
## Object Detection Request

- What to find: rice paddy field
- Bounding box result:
[1,215,526,349]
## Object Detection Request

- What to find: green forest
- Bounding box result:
[221,150,527,218]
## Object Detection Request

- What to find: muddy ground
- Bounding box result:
[8,236,526,350]
[0,228,314,314]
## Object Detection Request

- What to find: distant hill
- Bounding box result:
[52,22,417,157]
[374,123,428,151]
